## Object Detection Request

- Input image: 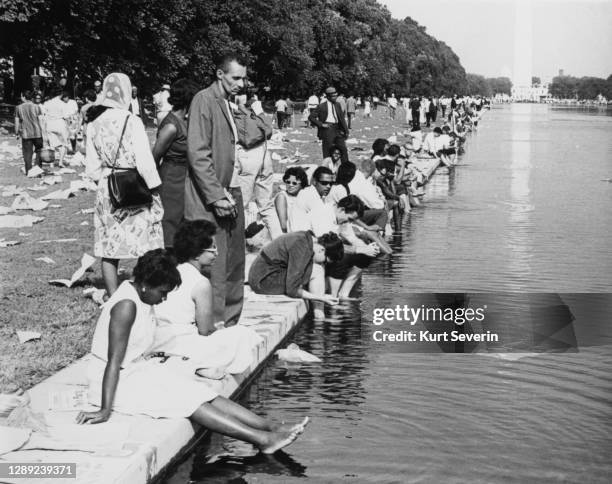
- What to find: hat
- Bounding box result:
[325,87,337,95]
[162,84,170,90]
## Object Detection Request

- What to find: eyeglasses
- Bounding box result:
[203,245,218,254]
[285,180,301,186]
[316,181,333,186]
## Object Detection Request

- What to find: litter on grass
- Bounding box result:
[49,253,95,287]
[0,215,45,228]
[16,330,41,343]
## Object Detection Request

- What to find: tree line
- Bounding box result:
[549,75,612,100]
[1,0,479,101]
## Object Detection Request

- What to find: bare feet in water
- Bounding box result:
[273,416,310,434]
[260,428,302,454]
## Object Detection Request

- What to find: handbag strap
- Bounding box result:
[110,115,130,172]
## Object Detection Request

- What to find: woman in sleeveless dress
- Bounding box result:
[77,249,308,454]
[152,79,199,248]
[151,220,262,376]
[274,167,308,234]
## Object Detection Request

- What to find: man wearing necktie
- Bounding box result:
[309,86,349,164]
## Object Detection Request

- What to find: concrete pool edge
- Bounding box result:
[1,157,445,483]
[1,291,308,484]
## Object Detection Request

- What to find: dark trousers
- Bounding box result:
[430,110,437,123]
[441,106,446,117]
[22,137,43,173]
[190,187,245,325]
[347,112,354,129]
[309,108,317,127]
[425,112,431,127]
[320,125,348,163]
[276,112,286,129]
[158,159,186,248]
[411,111,420,130]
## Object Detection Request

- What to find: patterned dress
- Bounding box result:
[85,108,164,258]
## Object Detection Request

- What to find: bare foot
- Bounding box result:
[195,367,227,380]
[260,428,301,454]
[273,416,310,434]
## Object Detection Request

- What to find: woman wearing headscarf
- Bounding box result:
[85,73,164,296]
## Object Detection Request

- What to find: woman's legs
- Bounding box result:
[338,266,362,298]
[309,264,326,319]
[101,257,119,296]
[191,397,304,453]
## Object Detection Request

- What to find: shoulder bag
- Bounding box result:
[108,115,153,210]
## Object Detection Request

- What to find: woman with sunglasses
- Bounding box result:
[274,166,309,234]
[151,220,262,378]
[248,231,343,319]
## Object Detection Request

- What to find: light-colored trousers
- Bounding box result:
[235,142,282,239]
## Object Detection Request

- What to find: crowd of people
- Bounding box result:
[13,53,485,454]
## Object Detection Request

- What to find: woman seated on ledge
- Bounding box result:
[77,249,307,454]
[150,220,262,377]
[248,231,343,319]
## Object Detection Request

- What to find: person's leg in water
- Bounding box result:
[191,396,308,454]
[338,266,363,298]
[101,257,119,296]
[309,263,326,320]
[392,203,403,232]
[328,277,342,298]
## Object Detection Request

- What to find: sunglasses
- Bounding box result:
[285,180,301,186]
[316,180,333,186]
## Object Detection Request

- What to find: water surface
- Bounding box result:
[165,105,612,483]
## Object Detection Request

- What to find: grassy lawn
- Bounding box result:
[0,106,407,393]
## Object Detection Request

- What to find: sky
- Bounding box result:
[377,0,612,81]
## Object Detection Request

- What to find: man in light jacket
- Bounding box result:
[185,53,247,326]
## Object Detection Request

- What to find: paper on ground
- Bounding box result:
[26,165,44,177]
[39,238,77,243]
[83,287,106,305]
[0,214,45,228]
[26,185,47,191]
[48,388,88,411]
[42,188,76,200]
[11,193,49,211]
[0,238,21,247]
[35,256,56,264]
[70,179,96,191]
[49,253,96,287]
[57,167,76,174]
[276,343,321,363]
[41,175,63,185]
[16,331,41,343]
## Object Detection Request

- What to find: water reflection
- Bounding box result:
[507,104,534,288]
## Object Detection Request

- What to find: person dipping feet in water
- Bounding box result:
[77,249,308,453]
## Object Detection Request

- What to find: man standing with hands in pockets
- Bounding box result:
[185,53,247,326]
